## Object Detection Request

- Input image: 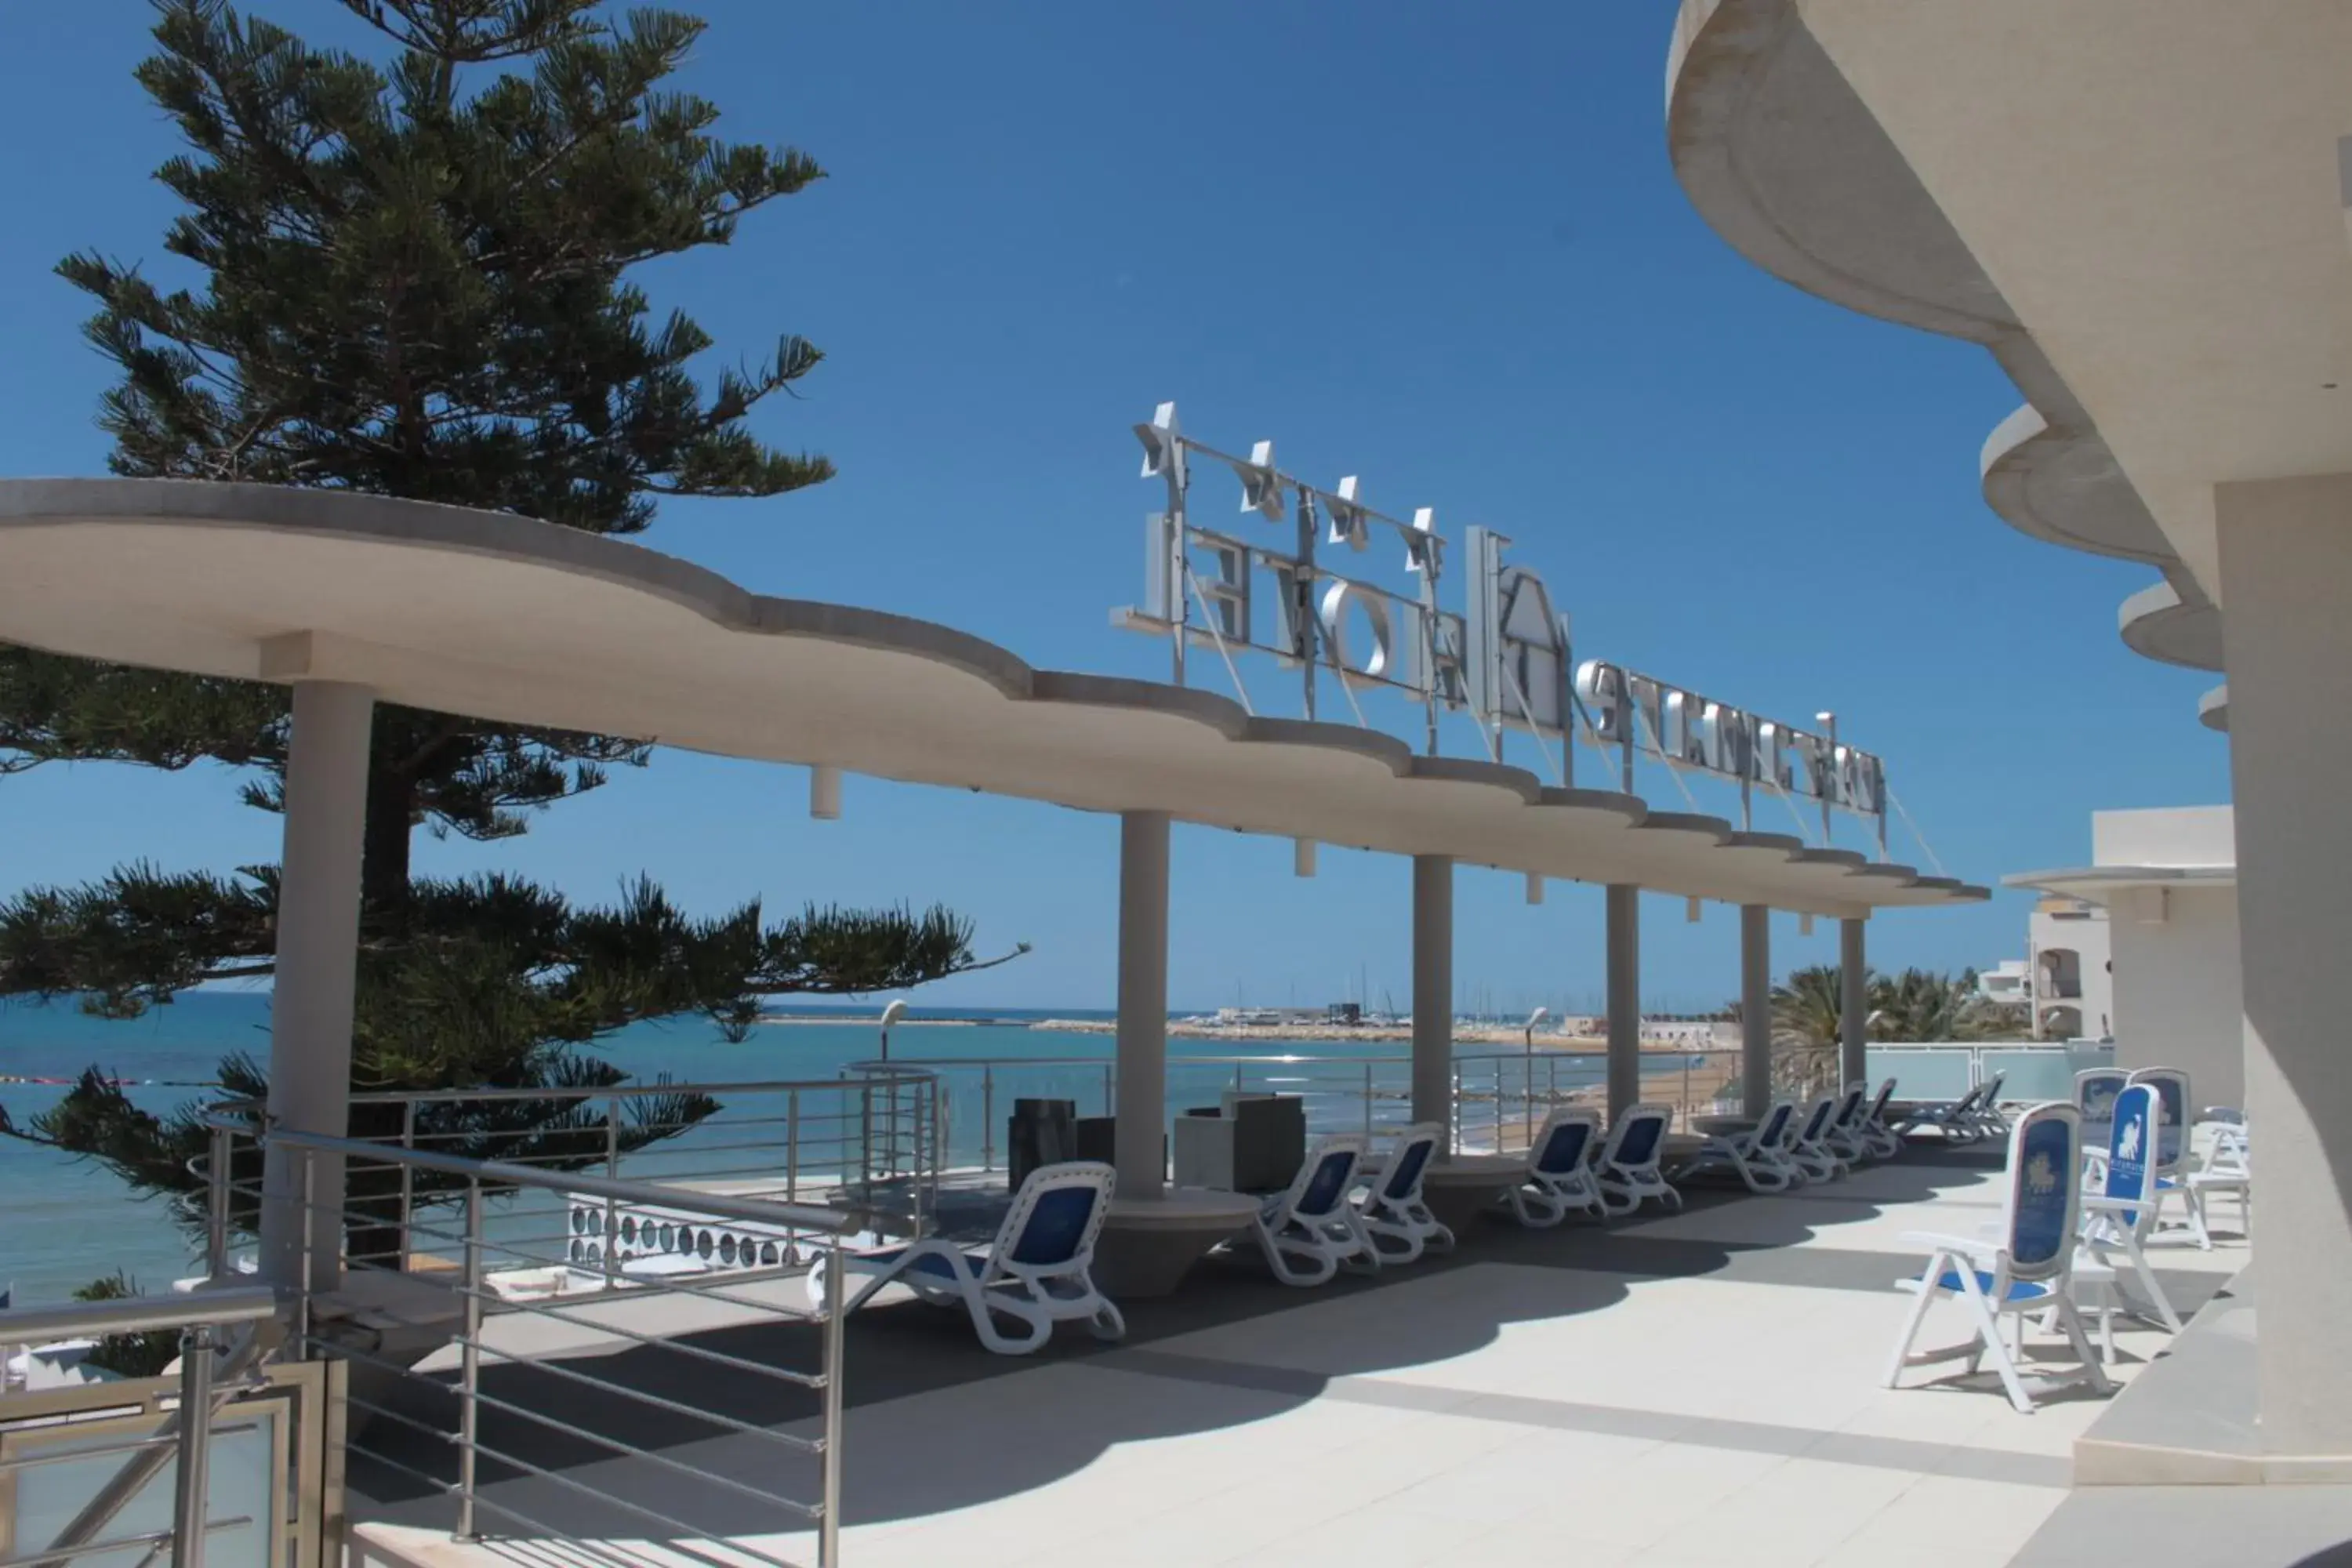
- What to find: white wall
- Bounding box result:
[2106,883,2244,1110]
[2092,804,2234,868]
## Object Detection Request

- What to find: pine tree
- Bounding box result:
[0,0,1022,1265]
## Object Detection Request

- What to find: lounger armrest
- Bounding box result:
[2079,1193,2147,1213]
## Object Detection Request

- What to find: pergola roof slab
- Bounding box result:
[0,480,1986,917]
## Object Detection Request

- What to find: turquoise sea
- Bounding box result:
[1,993,1583,1304]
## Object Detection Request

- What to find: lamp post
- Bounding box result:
[1523,1006,1552,1142]
[878,997,910,1062]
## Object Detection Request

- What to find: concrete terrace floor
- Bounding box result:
[351,1142,2265,1568]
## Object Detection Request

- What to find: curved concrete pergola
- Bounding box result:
[0,477,1980,1292]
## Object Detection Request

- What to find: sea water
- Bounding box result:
[0,993,1606,1303]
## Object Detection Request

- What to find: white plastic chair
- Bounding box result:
[1506,1108,1606,1226]
[1787,1094,1846,1184]
[1858,1079,1903,1160]
[2074,1066,2126,1155]
[1595,1103,1682,1216]
[1885,1102,2112,1414]
[2182,1122,2252,1245]
[1356,1123,1454,1264]
[808,1160,1123,1355]
[2076,1083,2184,1335]
[2127,1069,2204,1247]
[1250,1134,1372,1285]
[1682,1099,1800,1193]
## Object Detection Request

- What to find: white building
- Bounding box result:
[1668,0,2348,1478]
[2027,896,2112,1041]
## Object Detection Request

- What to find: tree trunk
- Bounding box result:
[361,742,415,921]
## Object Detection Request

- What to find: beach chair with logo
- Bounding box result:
[2074,1067,2127,1156]
[807,1160,1123,1355]
[1595,1103,1682,1217]
[2125,1069,2209,1246]
[1681,1099,1800,1193]
[1884,1102,2111,1414]
[2075,1083,2183,1335]
[1249,1134,1373,1285]
[1356,1123,1454,1264]
[1505,1108,1607,1226]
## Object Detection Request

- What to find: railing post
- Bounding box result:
[982,1067,996,1174]
[456,1178,483,1541]
[170,1321,216,1568]
[296,1150,318,1353]
[786,1089,801,1204]
[818,1236,847,1568]
[602,1097,621,1287]
[397,1098,418,1269]
[1682,1056,1693,1131]
[859,1079,875,1207]
[205,1123,232,1281]
[1102,1062,1114,1118]
[1362,1062,1374,1142]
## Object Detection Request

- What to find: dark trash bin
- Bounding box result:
[1007,1097,1078,1189]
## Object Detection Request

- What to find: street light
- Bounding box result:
[878,997,910,1062]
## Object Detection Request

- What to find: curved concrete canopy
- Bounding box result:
[2198,684,2230,734]
[2004,865,2238,903]
[0,480,1985,918]
[2118,579,2225,672]
[1665,0,2211,667]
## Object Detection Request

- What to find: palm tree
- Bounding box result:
[1871,967,2012,1043]
[1755,964,2021,1100]
[1766,964,1857,1098]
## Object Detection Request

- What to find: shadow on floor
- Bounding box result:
[343,1141,2227,1548]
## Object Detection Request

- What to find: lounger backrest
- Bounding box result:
[1867,1079,1896,1123]
[1796,1094,1837,1145]
[2100,1084,2158,1232]
[2002,1102,2083,1285]
[1756,1100,1795,1149]
[1530,1109,1599,1175]
[993,1161,1116,1276]
[2127,1069,2191,1174]
[1606,1105,1668,1169]
[2074,1069,2127,1123]
[1381,1124,1440,1202]
[1832,1083,1866,1130]
[1978,1073,2005,1110]
[1287,1134,1366,1220]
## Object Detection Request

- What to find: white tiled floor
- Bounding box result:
[356,1146,2248,1568]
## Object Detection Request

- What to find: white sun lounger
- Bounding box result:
[1894,1082,1988,1144]
[1682,1099,1800,1193]
[1858,1078,1903,1160]
[1823,1083,1873,1167]
[1357,1123,1454,1265]
[1595,1103,1682,1217]
[1787,1094,1846,1184]
[2074,1067,2128,1155]
[808,1160,1123,1355]
[1506,1108,1607,1226]
[2125,1069,2209,1247]
[1886,1102,2112,1414]
[1250,1134,1373,1285]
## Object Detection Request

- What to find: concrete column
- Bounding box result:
[1112,811,1171,1199]
[1840,917,1870,1087]
[260,680,376,1293]
[1411,855,1455,1143]
[1606,884,1641,1122]
[1740,905,1772,1116]
[2216,475,2352,1457]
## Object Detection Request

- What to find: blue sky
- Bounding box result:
[0,3,2229,1015]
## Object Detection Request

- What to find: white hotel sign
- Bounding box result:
[1115,403,1887,845]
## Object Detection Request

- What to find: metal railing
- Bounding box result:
[0,1288,282,1568]
[203,1112,864,1567]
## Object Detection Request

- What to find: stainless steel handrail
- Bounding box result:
[0,1289,278,1345]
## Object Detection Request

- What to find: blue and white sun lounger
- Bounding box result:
[1858,1078,1903,1160]
[1885,1102,2111,1414]
[808,1160,1123,1355]
[1595,1103,1682,1217]
[1893,1081,1988,1144]
[1787,1094,1846,1184]
[1823,1083,1873,1167]
[1250,1134,1372,1285]
[1507,1108,1606,1226]
[2125,1068,2209,1247]
[1682,1099,1799,1193]
[1358,1123,1454,1264]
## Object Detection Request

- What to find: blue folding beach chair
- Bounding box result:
[1507,1108,1606,1225]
